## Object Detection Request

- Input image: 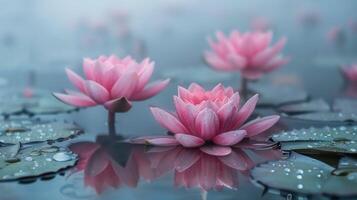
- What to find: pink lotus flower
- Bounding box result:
[204,31,289,80]
[132,83,280,156]
[54,55,169,111]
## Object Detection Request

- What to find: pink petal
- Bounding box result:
[83,58,95,80]
[188,83,205,93]
[85,80,110,104]
[111,72,138,99]
[65,68,86,93]
[199,154,218,191]
[53,92,96,107]
[130,79,170,101]
[204,52,235,71]
[103,97,132,113]
[200,145,232,156]
[195,108,219,140]
[231,94,259,129]
[175,148,201,172]
[218,149,250,170]
[175,133,205,147]
[212,130,247,146]
[174,96,196,132]
[150,107,189,134]
[177,86,192,100]
[252,37,287,67]
[240,115,280,137]
[85,148,110,176]
[145,137,180,146]
[217,100,235,126]
[227,53,246,69]
[136,61,154,91]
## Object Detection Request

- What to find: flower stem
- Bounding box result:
[240,76,248,100]
[108,111,116,136]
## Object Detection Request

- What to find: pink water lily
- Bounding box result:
[54,55,170,134]
[342,64,357,83]
[132,83,280,156]
[204,30,289,80]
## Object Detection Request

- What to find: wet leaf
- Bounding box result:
[250,84,308,106]
[290,112,357,122]
[0,89,77,116]
[333,98,357,115]
[0,144,77,181]
[251,153,357,197]
[272,126,357,154]
[279,99,330,114]
[0,119,83,145]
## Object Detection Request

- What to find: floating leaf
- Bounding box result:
[0,144,77,181]
[0,119,83,145]
[333,98,357,115]
[279,99,330,114]
[0,89,78,116]
[272,126,357,154]
[251,153,357,197]
[291,112,357,122]
[250,84,308,106]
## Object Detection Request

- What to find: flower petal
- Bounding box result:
[240,115,280,137]
[195,108,219,140]
[145,137,180,146]
[175,133,205,147]
[174,96,196,132]
[85,80,110,104]
[218,149,250,170]
[252,37,287,67]
[65,68,86,93]
[231,94,259,129]
[130,79,170,101]
[111,72,138,99]
[212,130,247,146]
[200,145,232,156]
[175,148,201,172]
[53,92,96,107]
[150,107,189,134]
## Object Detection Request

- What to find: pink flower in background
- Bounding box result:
[132,83,280,156]
[342,64,357,83]
[326,26,346,46]
[53,55,170,112]
[204,31,289,80]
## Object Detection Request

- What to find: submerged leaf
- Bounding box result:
[272,126,357,154]
[250,84,308,106]
[291,112,357,122]
[0,144,77,181]
[0,119,82,145]
[279,99,330,114]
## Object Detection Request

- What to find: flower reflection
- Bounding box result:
[69,140,280,194]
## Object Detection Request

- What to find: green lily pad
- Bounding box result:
[291,112,357,122]
[333,98,357,115]
[250,84,308,106]
[251,153,357,197]
[279,99,330,114]
[0,144,77,181]
[0,119,83,145]
[272,126,357,154]
[0,89,78,117]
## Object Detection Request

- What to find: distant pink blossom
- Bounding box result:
[131,83,280,156]
[342,64,357,83]
[204,31,289,80]
[54,55,169,112]
[326,26,346,45]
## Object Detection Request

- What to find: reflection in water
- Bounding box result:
[68,139,281,195]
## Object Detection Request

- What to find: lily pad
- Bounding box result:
[0,144,77,181]
[0,119,83,145]
[290,112,357,122]
[250,84,308,106]
[272,126,357,154]
[0,89,78,117]
[251,153,357,197]
[279,99,330,114]
[333,98,357,115]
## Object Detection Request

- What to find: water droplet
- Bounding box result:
[40,146,59,153]
[25,157,33,161]
[317,174,322,178]
[296,169,304,174]
[52,152,72,162]
[30,151,41,156]
[350,148,356,152]
[296,175,302,179]
[284,168,291,172]
[270,169,275,173]
[297,184,303,189]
